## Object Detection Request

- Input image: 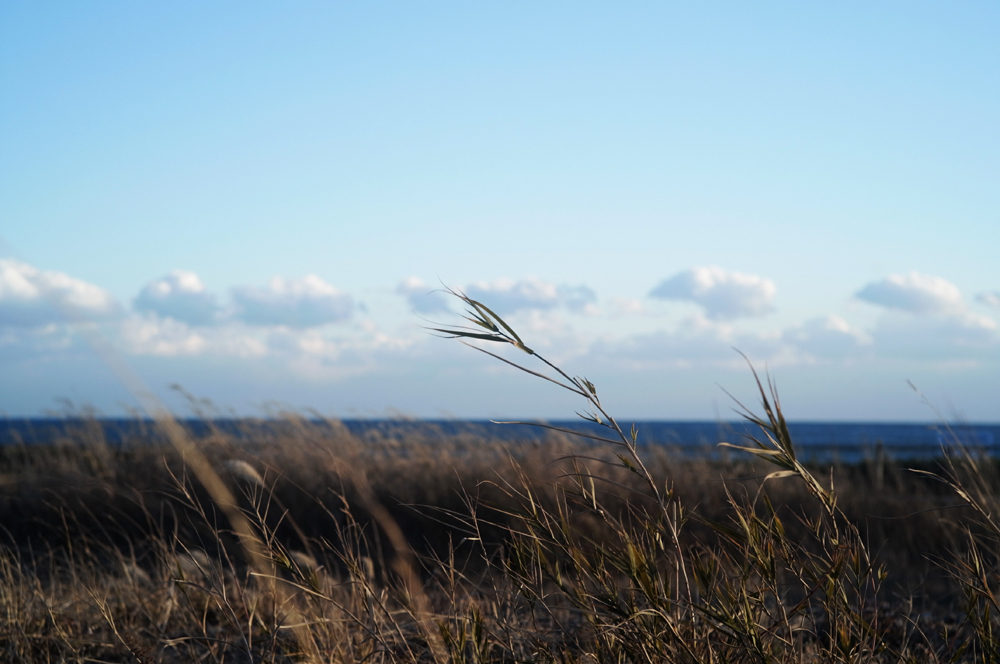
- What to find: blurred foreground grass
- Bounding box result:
[0,414,993,663]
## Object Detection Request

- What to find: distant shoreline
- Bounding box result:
[3,417,999,462]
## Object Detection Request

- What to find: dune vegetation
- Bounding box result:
[2,292,1000,663]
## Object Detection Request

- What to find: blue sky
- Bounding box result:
[2,2,999,420]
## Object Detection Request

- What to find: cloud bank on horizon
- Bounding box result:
[133,270,221,326]
[649,266,776,320]
[1,258,998,418]
[0,259,119,326]
[856,272,965,316]
[230,276,355,328]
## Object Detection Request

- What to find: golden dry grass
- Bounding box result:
[0,414,993,663]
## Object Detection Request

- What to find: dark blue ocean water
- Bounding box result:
[1,418,998,463]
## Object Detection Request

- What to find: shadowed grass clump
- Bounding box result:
[0,290,998,662]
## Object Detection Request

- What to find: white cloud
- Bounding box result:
[649,266,776,320]
[585,313,874,370]
[558,284,599,315]
[609,298,645,317]
[266,327,341,358]
[231,275,354,328]
[0,259,119,327]
[262,325,423,381]
[133,270,221,325]
[852,273,1000,361]
[782,315,869,360]
[978,291,1000,309]
[396,277,452,314]
[463,278,597,315]
[121,314,281,358]
[0,323,84,361]
[589,314,785,370]
[120,315,208,356]
[870,312,999,361]
[267,326,415,360]
[856,272,964,315]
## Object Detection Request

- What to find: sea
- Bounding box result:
[1,418,999,464]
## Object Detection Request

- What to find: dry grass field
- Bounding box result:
[0,414,995,663]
